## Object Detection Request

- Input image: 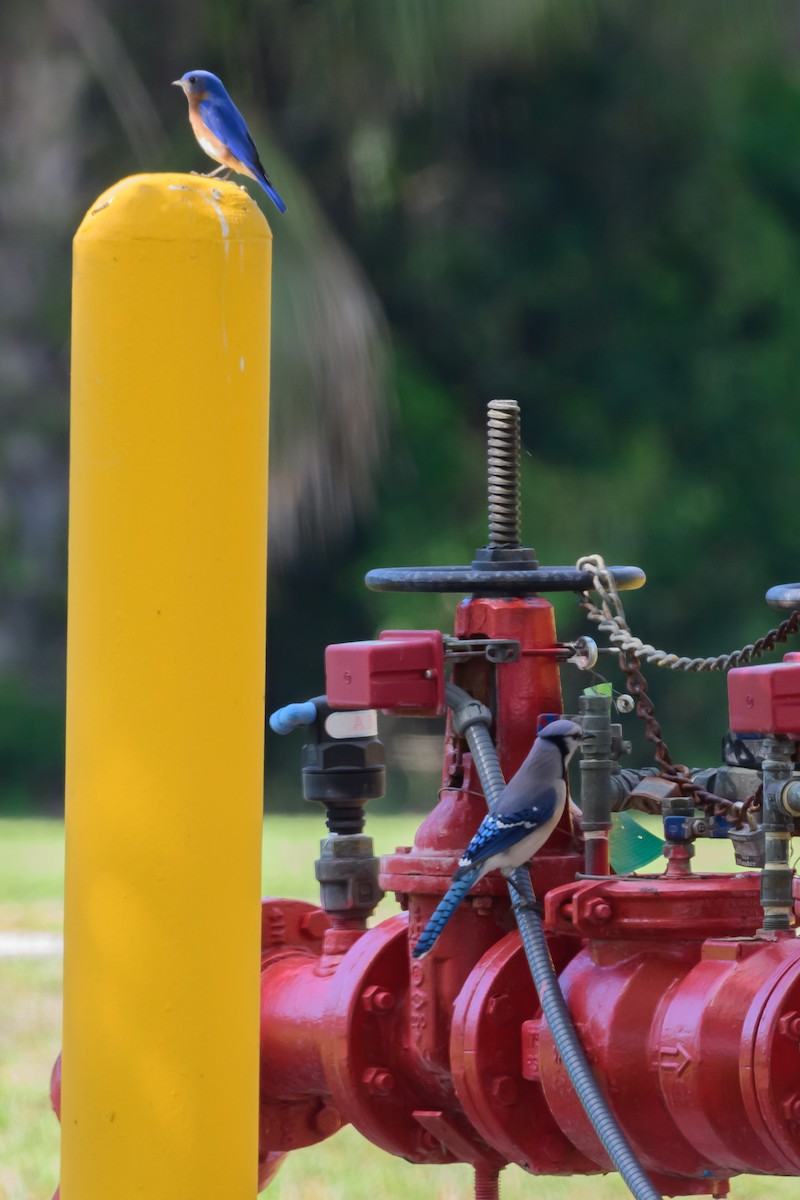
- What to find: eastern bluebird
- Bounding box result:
[412,719,583,958]
[172,70,286,214]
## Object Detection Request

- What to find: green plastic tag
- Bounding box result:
[583,682,613,697]
[609,811,664,874]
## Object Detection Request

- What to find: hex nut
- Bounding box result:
[313,1105,342,1137]
[361,985,395,1014]
[362,1067,395,1096]
[299,910,329,940]
[778,1011,800,1041]
[584,898,612,924]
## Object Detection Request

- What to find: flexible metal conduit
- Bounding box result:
[509,867,661,1200]
[445,683,661,1200]
[445,682,506,807]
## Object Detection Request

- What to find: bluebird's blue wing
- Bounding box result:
[198,95,256,164]
[199,95,287,213]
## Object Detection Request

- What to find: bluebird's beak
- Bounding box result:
[171,80,183,89]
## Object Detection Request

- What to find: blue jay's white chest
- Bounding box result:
[480,778,567,877]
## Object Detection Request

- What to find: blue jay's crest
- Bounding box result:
[535,718,584,764]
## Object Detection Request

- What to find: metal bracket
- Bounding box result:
[441,635,598,669]
[442,637,521,664]
[524,637,599,669]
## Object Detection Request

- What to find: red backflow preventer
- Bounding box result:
[325,629,445,716]
[728,652,800,736]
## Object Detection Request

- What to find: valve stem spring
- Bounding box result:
[487,398,521,547]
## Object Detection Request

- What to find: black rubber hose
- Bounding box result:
[509,866,661,1200]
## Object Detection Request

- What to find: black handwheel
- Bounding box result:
[365,564,646,595]
[766,584,800,611]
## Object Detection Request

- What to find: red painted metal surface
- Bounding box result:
[260,597,589,1181]
[450,930,598,1176]
[537,932,800,1181]
[260,875,800,1193]
[543,872,768,941]
[258,898,333,1186]
[198,598,800,1193]
[47,593,800,1194]
[49,1055,61,1200]
[325,630,445,715]
[728,652,800,735]
[453,596,564,785]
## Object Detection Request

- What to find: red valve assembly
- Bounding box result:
[256,404,800,1200]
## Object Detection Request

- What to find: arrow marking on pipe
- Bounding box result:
[659,1043,692,1076]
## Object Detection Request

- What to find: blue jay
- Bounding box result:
[412,718,583,959]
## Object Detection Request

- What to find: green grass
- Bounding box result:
[271,1127,638,1199]
[0,814,796,1200]
[0,958,62,1200]
[271,1136,800,1200]
[0,820,65,933]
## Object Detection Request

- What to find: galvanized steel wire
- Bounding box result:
[577,553,800,672]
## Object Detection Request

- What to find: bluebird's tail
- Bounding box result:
[257,176,287,214]
[412,869,480,959]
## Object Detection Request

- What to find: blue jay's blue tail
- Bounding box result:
[412,869,480,959]
[257,175,287,213]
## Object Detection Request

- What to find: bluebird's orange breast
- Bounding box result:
[188,104,239,171]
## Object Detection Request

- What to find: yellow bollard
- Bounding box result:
[61,174,271,1199]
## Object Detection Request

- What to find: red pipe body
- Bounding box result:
[258,601,800,1195]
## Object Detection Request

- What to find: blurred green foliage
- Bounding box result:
[0,684,63,812]
[5,1,800,808]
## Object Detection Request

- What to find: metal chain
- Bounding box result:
[577,554,800,672]
[617,652,755,826]
[576,554,771,825]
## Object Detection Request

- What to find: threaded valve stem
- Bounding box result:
[487,399,521,547]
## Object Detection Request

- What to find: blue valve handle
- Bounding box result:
[269,700,319,735]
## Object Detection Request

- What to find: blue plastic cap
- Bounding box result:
[269,700,319,735]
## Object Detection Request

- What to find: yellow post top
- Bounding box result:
[62,174,271,1200]
[76,171,272,242]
